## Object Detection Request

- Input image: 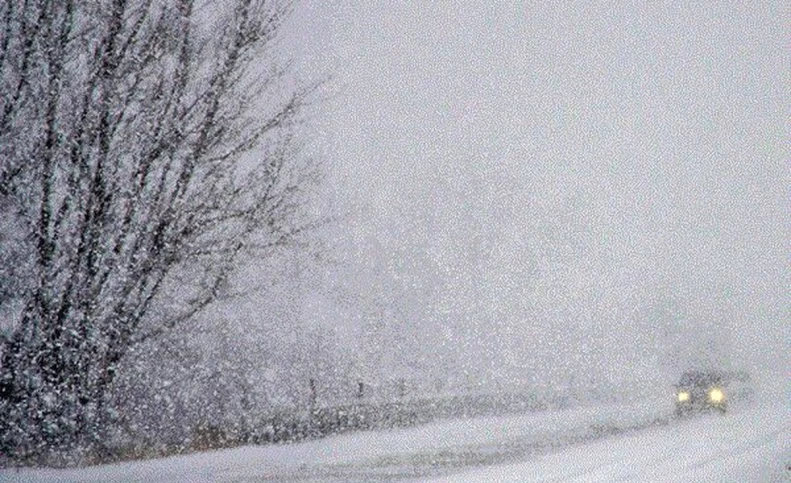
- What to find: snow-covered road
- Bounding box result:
[3,398,788,482]
[428,401,790,482]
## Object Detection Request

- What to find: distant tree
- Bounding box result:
[0,0,320,463]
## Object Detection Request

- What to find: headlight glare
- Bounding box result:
[677,391,690,402]
[708,387,724,403]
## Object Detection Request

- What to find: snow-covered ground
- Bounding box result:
[428,400,790,482]
[3,397,788,482]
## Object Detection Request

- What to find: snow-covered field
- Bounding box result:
[3,398,788,482]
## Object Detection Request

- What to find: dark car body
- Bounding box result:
[674,370,729,416]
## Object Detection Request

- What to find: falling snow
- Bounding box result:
[1,0,788,480]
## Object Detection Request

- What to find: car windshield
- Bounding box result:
[679,371,725,387]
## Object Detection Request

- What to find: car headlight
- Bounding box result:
[677,391,690,402]
[708,387,724,403]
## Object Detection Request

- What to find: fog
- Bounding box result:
[275,1,788,395]
[0,0,787,471]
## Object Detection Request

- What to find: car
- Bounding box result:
[674,370,729,416]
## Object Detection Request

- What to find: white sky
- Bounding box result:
[281,1,789,389]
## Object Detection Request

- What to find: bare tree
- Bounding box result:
[0,0,319,462]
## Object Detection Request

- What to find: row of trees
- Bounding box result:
[0,0,320,463]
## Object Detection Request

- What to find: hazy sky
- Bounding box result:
[281,1,789,389]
